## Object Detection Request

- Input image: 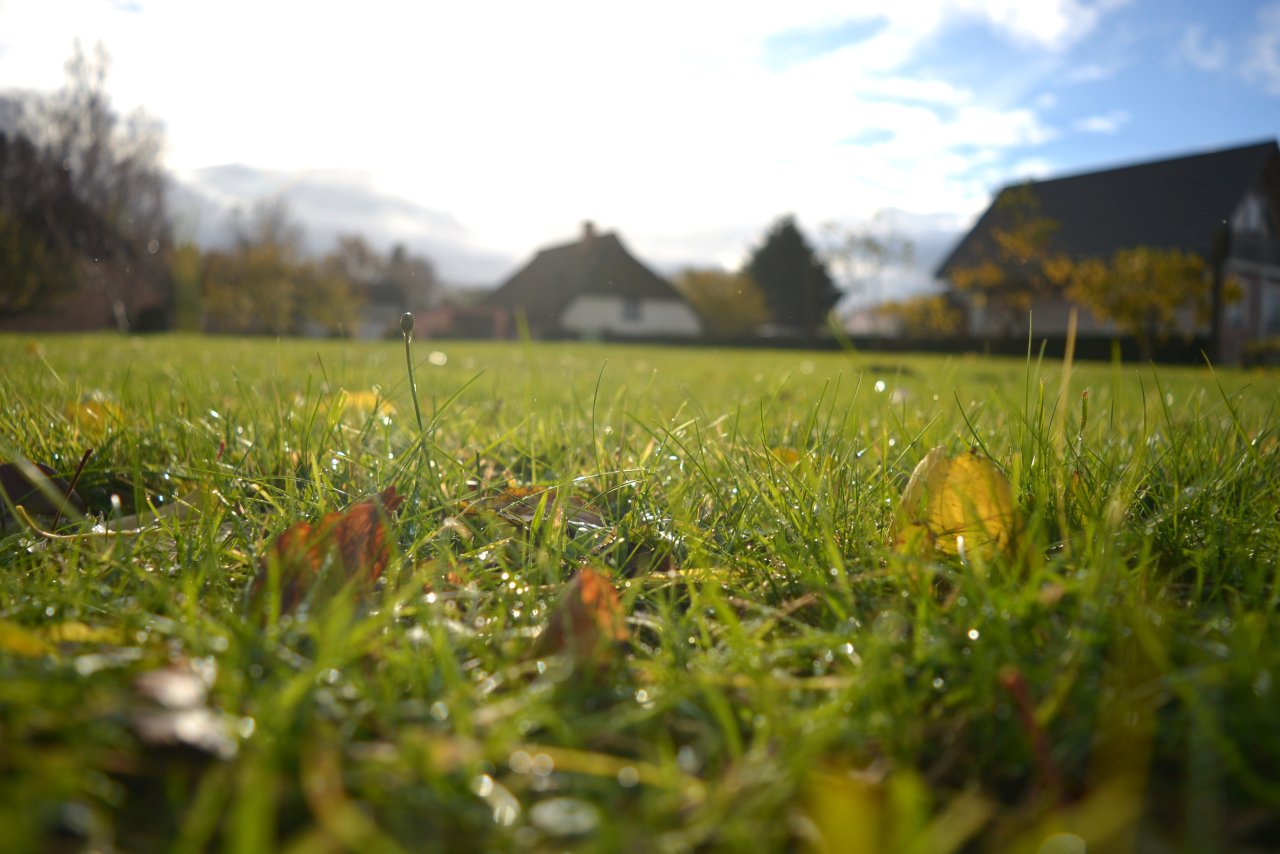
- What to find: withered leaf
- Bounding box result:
[64,392,123,439]
[132,659,237,760]
[892,447,1019,561]
[0,460,86,530]
[463,485,605,532]
[252,486,403,614]
[531,567,629,666]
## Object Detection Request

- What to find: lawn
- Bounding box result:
[1,332,1277,852]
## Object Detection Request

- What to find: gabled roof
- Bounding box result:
[485,225,687,328]
[936,140,1280,278]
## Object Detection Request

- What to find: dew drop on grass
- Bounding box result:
[932,677,945,690]
[968,629,980,640]
[529,797,599,837]
[430,701,449,721]
[874,380,886,392]
[509,750,532,774]
[617,766,640,787]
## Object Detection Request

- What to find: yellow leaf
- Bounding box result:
[64,392,123,437]
[0,619,55,657]
[44,622,125,645]
[770,446,804,466]
[329,389,396,421]
[893,447,1019,561]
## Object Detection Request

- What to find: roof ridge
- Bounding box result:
[1001,138,1277,192]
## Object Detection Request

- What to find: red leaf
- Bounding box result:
[531,567,629,666]
[253,486,402,614]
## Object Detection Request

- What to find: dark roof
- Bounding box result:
[485,228,687,328]
[936,139,1280,278]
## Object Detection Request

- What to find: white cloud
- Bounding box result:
[1244,3,1280,94]
[1064,62,1115,82]
[1179,24,1229,72]
[0,0,1130,280]
[1008,157,1055,179]
[1071,108,1130,134]
[954,0,1130,51]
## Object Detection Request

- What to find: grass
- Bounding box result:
[0,332,1277,852]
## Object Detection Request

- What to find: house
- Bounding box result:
[935,140,1280,362]
[347,278,411,340]
[484,222,703,339]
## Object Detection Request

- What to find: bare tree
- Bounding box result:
[28,42,170,249]
[10,41,174,328]
[820,210,914,311]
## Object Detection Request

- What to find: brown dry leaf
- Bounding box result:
[464,485,605,532]
[131,659,238,760]
[0,460,87,530]
[892,447,1019,561]
[252,486,403,614]
[531,567,628,666]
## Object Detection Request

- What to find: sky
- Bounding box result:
[1,0,1278,302]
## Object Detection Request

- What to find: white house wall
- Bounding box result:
[560,295,702,337]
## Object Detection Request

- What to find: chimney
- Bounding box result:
[582,220,596,245]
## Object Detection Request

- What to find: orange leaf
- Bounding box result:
[531,567,628,666]
[253,486,403,614]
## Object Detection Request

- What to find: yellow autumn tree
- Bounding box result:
[879,294,966,336]
[1067,246,1216,359]
[948,185,1074,335]
[675,268,771,338]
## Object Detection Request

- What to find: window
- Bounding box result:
[1263,279,1280,335]
[1233,192,1276,237]
[622,298,642,322]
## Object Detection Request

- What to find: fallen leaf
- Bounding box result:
[134,658,216,708]
[530,567,629,667]
[0,619,55,657]
[328,389,396,421]
[132,659,238,759]
[0,460,86,530]
[463,485,605,532]
[770,446,804,466]
[64,392,123,438]
[252,486,403,614]
[892,447,1019,561]
[44,621,125,646]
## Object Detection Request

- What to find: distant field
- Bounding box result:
[1,333,1278,852]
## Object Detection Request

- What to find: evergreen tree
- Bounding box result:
[745,216,840,337]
